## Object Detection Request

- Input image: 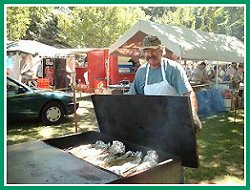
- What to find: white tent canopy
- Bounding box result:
[6,40,76,81]
[7,40,71,57]
[109,20,244,63]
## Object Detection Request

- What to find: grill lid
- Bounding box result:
[91,95,198,168]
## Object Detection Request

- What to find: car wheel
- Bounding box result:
[41,102,65,125]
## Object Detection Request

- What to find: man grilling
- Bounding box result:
[128,35,202,183]
[129,35,201,130]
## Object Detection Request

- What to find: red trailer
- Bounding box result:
[76,49,136,93]
[75,67,88,85]
[88,49,108,90]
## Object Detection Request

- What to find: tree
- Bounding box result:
[140,6,177,22]
[57,6,147,48]
[158,7,197,29]
[154,6,244,41]
[218,7,244,41]
[7,6,63,46]
[7,7,30,40]
[6,6,244,46]
[23,7,60,45]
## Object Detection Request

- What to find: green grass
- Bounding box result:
[6,104,244,184]
[7,119,86,145]
[7,120,98,145]
[185,109,244,184]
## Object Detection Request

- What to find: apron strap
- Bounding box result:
[145,63,150,85]
[161,59,167,81]
[145,59,168,85]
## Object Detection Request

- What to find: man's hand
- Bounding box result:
[183,90,202,132]
[193,111,202,133]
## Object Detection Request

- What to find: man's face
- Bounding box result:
[143,49,162,68]
[199,64,206,70]
[232,63,237,69]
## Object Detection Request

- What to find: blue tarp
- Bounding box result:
[196,88,225,117]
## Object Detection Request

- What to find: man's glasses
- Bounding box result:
[142,49,160,55]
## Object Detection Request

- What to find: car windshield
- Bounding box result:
[7,77,32,95]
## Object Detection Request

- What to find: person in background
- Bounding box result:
[224,62,237,82]
[208,65,224,83]
[36,62,43,78]
[218,64,227,81]
[237,63,244,83]
[6,68,11,76]
[224,62,240,90]
[191,61,208,83]
[182,62,193,80]
[128,57,140,72]
[6,52,14,76]
[237,63,244,107]
[83,57,89,86]
[207,66,216,82]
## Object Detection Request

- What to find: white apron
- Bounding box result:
[144,60,178,96]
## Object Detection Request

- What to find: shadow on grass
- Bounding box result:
[7,104,98,145]
[185,109,244,184]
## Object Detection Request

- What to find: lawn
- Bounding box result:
[7,99,98,145]
[185,109,244,184]
[6,97,244,185]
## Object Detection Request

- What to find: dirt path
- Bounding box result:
[74,97,98,132]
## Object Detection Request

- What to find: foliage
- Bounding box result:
[6,6,244,47]
[57,6,147,48]
[140,6,174,22]
[7,6,62,46]
[23,7,63,46]
[7,7,30,40]
[158,7,197,29]
[150,6,244,41]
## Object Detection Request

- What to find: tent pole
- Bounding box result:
[105,58,109,86]
[71,58,78,133]
[179,56,182,64]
